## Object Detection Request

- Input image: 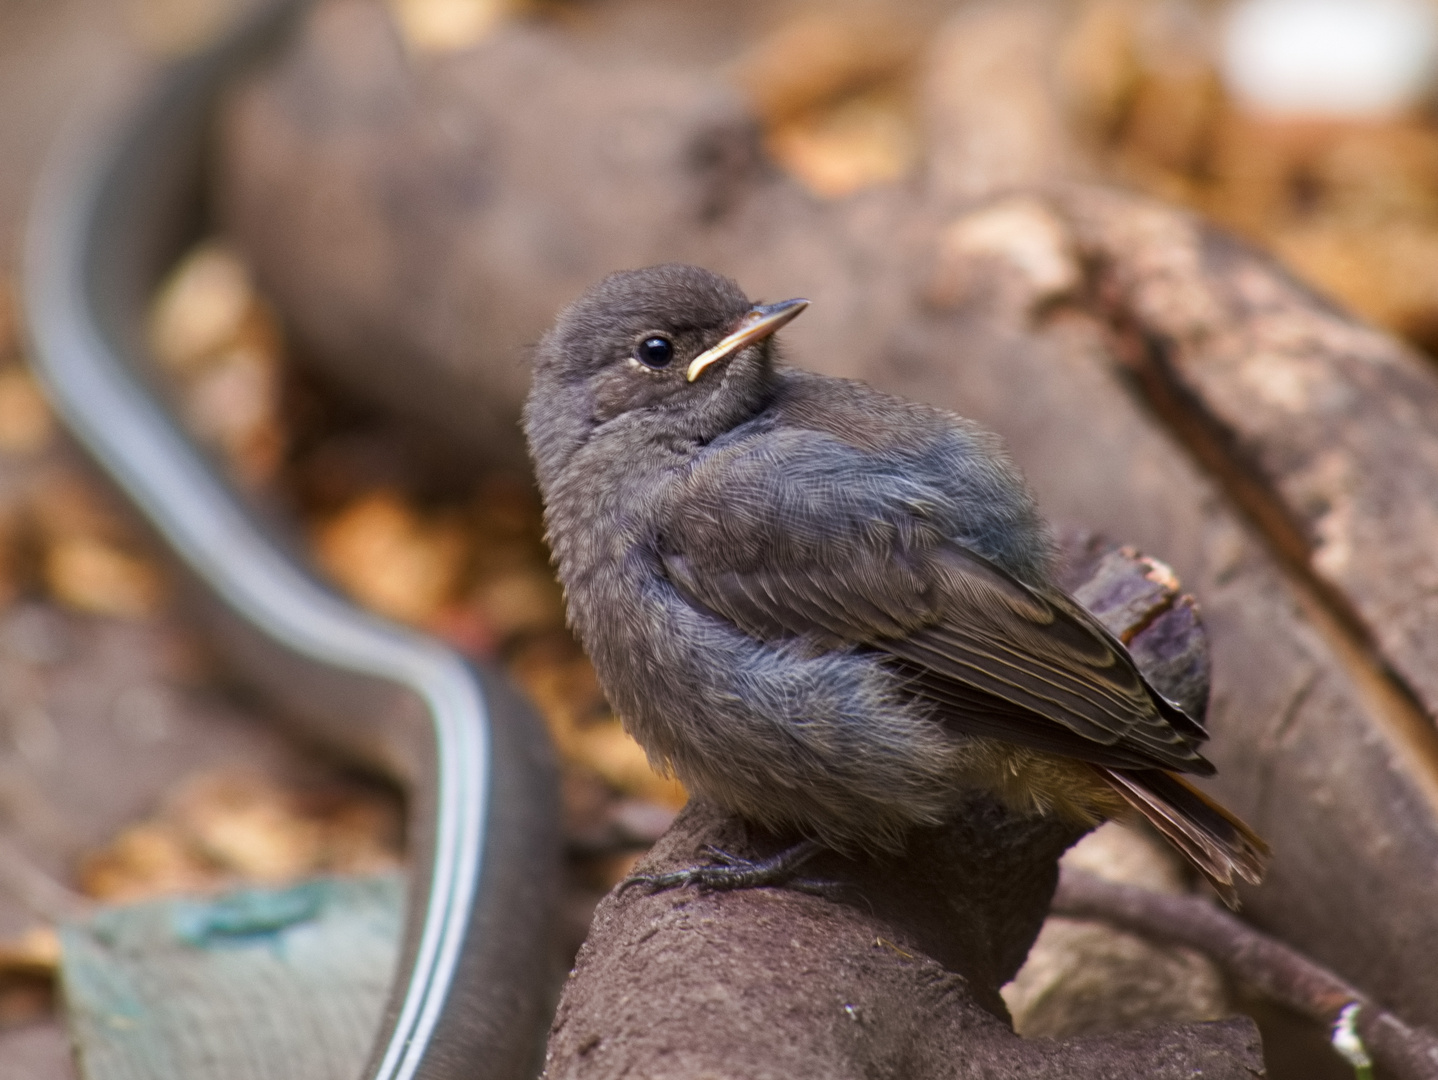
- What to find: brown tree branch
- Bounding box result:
[1054,867,1438,1080]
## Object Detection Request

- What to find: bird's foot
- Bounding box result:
[620,838,835,896]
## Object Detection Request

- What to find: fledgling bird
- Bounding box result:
[524,263,1268,908]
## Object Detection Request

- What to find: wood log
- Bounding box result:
[547,808,1261,1080]
[906,4,1438,1025]
[889,185,1438,1031]
[1062,187,1438,739]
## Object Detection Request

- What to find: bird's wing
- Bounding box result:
[885,544,1209,768]
[659,432,1208,772]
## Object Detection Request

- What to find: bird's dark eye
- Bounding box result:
[635,336,674,369]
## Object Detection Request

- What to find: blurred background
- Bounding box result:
[5,0,1438,1077]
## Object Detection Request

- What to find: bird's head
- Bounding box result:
[524,264,807,491]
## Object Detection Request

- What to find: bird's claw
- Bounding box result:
[697,844,750,868]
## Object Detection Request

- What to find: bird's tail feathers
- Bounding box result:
[1097,766,1270,910]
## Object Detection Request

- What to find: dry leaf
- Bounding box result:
[507,640,608,747]
[733,9,915,126]
[766,88,919,199]
[0,508,22,610]
[149,241,254,372]
[27,470,129,544]
[506,639,686,805]
[79,822,219,902]
[44,537,163,619]
[0,281,18,364]
[386,0,522,53]
[1271,220,1438,338]
[181,346,284,484]
[24,467,164,617]
[0,369,54,455]
[312,490,467,624]
[0,927,60,978]
[175,773,326,883]
[1055,0,1144,141]
[149,240,286,483]
[80,768,403,902]
[734,10,921,198]
[569,720,687,809]
[468,567,566,641]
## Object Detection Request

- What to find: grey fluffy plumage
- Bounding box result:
[525,264,1267,901]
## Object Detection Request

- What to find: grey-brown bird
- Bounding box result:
[524,263,1268,907]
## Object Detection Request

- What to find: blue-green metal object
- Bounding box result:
[23,3,560,1077]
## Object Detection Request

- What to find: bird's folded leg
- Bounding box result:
[620,837,833,895]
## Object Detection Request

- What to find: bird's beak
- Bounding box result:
[686,298,810,382]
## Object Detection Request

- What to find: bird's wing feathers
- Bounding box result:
[660,431,1208,772]
[888,547,1208,767]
